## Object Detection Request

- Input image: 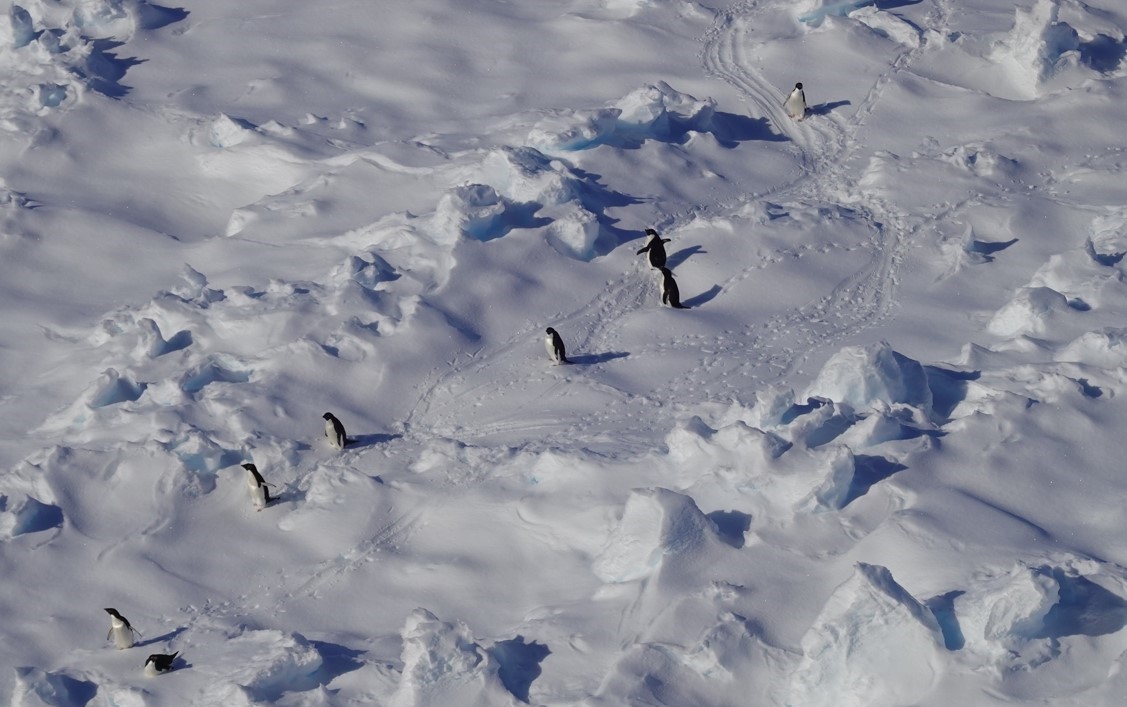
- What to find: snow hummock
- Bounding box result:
[2,0,1127,704]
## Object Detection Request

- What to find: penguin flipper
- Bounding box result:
[636,245,649,255]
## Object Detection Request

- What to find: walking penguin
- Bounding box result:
[105,608,140,649]
[323,412,347,450]
[241,462,272,510]
[545,327,569,365]
[784,82,807,121]
[636,228,672,269]
[660,268,686,309]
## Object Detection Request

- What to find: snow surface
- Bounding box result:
[1,0,1127,704]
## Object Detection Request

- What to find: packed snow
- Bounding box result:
[1,0,1126,704]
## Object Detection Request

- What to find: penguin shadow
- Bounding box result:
[808,100,851,117]
[567,351,629,366]
[345,432,402,451]
[681,284,722,309]
[665,245,705,270]
[135,625,187,649]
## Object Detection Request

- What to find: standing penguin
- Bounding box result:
[241,463,272,510]
[143,652,179,676]
[323,412,347,450]
[636,228,672,269]
[784,82,807,121]
[660,268,686,309]
[544,327,569,365]
[105,608,140,649]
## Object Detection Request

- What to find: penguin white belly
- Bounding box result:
[784,90,806,120]
[251,483,267,509]
[144,661,160,677]
[544,335,559,363]
[325,419,342,449]
[110,623,134,649]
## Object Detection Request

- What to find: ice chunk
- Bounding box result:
[10,5,34,49]
[804,341,932,413]
[798,0,876,27]
[788,563,943,707]
[12,667,96,707]
[955,565,1059,661]
[986,286,1069,338]
[392,608,515,707]
[593,488,721,583]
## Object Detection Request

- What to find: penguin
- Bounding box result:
[544,327,569,365]
[784,82,807,121]
[636,228,672,269]
[241,462,272,510]
[660,267,686,309]
[323,412,347,450]
[143,652,179,676]
[104,608,140,649]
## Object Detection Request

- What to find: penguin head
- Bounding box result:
[795,82,803,90]
[322,412,334,421]
[645,228,658,237]
[545,327,556,336]
[241,463,256,472]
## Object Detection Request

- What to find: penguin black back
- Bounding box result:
[660,268,686,309]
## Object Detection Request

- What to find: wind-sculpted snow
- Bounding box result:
[3,0,1127,704]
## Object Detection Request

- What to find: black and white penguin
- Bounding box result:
[323,412,347,450]
[105,608,140,649]
[143,652,179,676]
[660,268,686,309]
[544,327,569,365]
[636,228,672,269]
[241,462,272,511]
[784,82,807,121]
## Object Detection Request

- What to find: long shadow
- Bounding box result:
[681,284,722,309]
[568,351,629,366]
[135,625,188,648]
[665,245,705,270]
[808,100,852,117]
[710,112,786,145]
[875,0,923,9]
[310,640,367,684]
[490,636,551,703]
[137,3,190,30]
[967,237,1017,257]
[347,432,403,451]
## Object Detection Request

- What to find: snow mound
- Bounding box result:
[988,0,1090,98]
[198,629,323,704]
[804,342,932,414]
[666,415,790,483]
[392,608,516,707]
[986,286,1071,338]
[954,564,1059,663]
[593,488,722,583]
[1056,328,1127,367]
[788,563,944,707]
[528,81,715,152]
[12,667,96,707]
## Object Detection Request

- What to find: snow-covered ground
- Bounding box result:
[2,0,1126,704]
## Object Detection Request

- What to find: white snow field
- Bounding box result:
[1,0,1127,704]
